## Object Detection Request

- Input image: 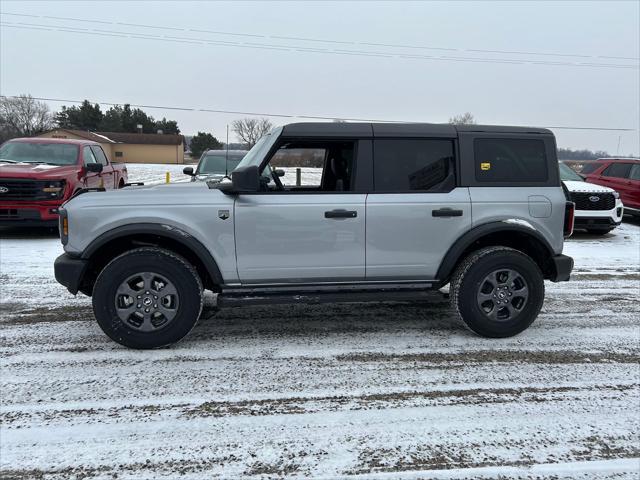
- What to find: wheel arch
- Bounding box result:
[78,223,223,295]
[437,222,557,284]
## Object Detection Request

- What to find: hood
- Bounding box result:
[562,180,614,194]
[65,180,227,208]
[0,163,79,180]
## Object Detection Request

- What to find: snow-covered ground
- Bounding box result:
[1,212,639,478]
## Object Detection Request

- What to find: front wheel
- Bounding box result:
[92,247,203,349]
[450,246,545,338]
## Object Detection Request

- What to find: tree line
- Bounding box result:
[1,96,626,160]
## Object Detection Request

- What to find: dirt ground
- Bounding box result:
[1,220,639,479]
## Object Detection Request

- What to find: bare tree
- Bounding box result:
[448,112,476,125]
[0,94,54,142]
[232,117,273,148]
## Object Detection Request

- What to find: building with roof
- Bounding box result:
[37,129,185,164]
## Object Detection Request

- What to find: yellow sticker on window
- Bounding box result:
[481,162,491,171]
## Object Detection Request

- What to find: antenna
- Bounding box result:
[225,124,230,179]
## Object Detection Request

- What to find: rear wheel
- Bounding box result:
[450,246,544,338]
[92,247,203,349]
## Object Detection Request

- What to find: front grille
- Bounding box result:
[0,178,58,201]
[570,192,616,211]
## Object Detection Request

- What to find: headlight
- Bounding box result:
[612,191,620,199]
[43,180,66,199]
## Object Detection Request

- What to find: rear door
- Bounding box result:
[366,135,471,280]
[627,164,640,208]
[597,163,633,206]
[234,138,370,284]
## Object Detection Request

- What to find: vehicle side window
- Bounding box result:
[579,163,600,174]
[373,139,454,192]
[603,163,632,179]
[264,140,356,192]
[474,138,547,182]
[83,146,97,165]
[91,146,108,166]
[629,164,640,180]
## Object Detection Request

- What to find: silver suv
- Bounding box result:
[54,123,574,349]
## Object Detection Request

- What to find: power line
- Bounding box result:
[3,11,637,62]
[1,95,636,132]
[1,19,638,70]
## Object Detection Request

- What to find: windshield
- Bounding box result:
[559,163,584,182]
[197,155,243,175]
[234,126,283,180]
[0,142,79,165]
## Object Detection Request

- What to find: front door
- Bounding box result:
[234,138,367,284]
[82,146,101,188]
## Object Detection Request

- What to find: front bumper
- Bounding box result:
[573,200,624,230]
[54,253,89,295]
[0,201,64,226]
[550,254,573,282]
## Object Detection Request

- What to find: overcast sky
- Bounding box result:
[1,0,638,154]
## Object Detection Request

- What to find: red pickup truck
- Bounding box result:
[0,137,128,226]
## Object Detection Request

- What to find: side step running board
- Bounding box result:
[216,287,434,307]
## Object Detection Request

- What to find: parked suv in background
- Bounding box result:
[183,149,248,183]
[54,122,574,349]
[583,158,640,217]
[559,162,623,234]
[0,138,127,226]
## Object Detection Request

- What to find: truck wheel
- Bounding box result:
[92,247,203,349]
[450,246,544,338]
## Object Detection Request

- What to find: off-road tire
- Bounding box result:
[450,246,545,338]
[92,247,203,349]
[586,228,613,235]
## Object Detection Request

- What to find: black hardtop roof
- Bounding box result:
[281,122,552,137]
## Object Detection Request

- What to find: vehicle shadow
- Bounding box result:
[0,226,59,239]
[185,295,471,345]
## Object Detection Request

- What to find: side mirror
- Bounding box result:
[85,163,103,173]
[183,166,194,176]
[219,165,260,194]
[274,169,285,177]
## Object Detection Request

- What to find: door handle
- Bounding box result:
[432,208,463,217]
[325,209,357,219]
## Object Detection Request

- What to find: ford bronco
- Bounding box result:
[54,122,574,349]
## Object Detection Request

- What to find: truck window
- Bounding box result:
[91,146,109,166]
[474,138,547,182]
[629,164,640,180]
[373,139,454,192]
[602,163,632,179]
[83,146,97,165]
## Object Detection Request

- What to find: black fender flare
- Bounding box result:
[436,221,555,282]
[81,223,224,285]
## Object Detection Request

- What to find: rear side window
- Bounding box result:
[474,138,547,182]
[580,162,600,174]
[603,163,632,179]
[374,139,454,192]
[629,164,640,180]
